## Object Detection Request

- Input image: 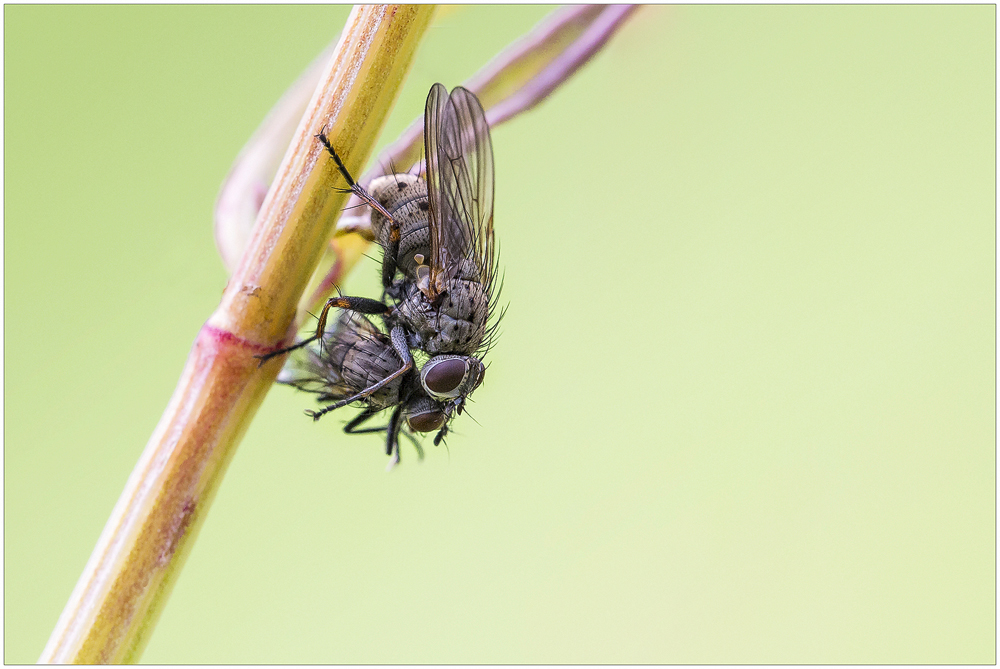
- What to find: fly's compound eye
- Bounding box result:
[407,408,446,433]
[405,397,446,433]
[421,356,469,399]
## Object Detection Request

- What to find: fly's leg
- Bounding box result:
[405,431,424,460]
[342,407,384,434]
[256,295,389,366]
[380,239,400,291]
[323,383,427,466]
[384,404,403,457]
[304,325,414,421]
[382,406,425,468]
[384,404,405,468]
[315,131,401,288]
[345,411,422,454]
[315,131,394,222]
[341,410,418,452]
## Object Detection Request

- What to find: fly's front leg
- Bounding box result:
[315,130,400,285]
[315,132,393,219]
[304,325,414,421]
[256,295,389,366]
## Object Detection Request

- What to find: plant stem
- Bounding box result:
[38,5,434,663]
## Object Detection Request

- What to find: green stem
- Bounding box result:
[38,5,435,663]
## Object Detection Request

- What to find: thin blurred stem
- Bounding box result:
[363,5,638,181]
[38,5,434,664]
[481,4,639,126]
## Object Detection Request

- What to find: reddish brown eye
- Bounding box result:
[407,409,445,433]
[423,358,467,395]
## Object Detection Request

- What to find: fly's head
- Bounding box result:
[420,354,486,413]
[404,393,454,448]
[404,394,447,434]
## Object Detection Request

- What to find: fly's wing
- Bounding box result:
[424,84,496,297]
[276,312,387,401]
[277,347,348,400]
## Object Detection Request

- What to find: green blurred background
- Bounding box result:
[5,5,994,664]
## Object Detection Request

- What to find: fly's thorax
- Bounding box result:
[420,354,485,402]
[395,278,489,354]
[453,257,482,282]
[369,174,431,280]
[395,288,487,356]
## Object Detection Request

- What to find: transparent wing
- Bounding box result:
[424,84,496,295]
[277,347,348,397]
[276,312,387,400]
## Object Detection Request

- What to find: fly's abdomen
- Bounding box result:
[330,327,404,410]
[369,174,431,280]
